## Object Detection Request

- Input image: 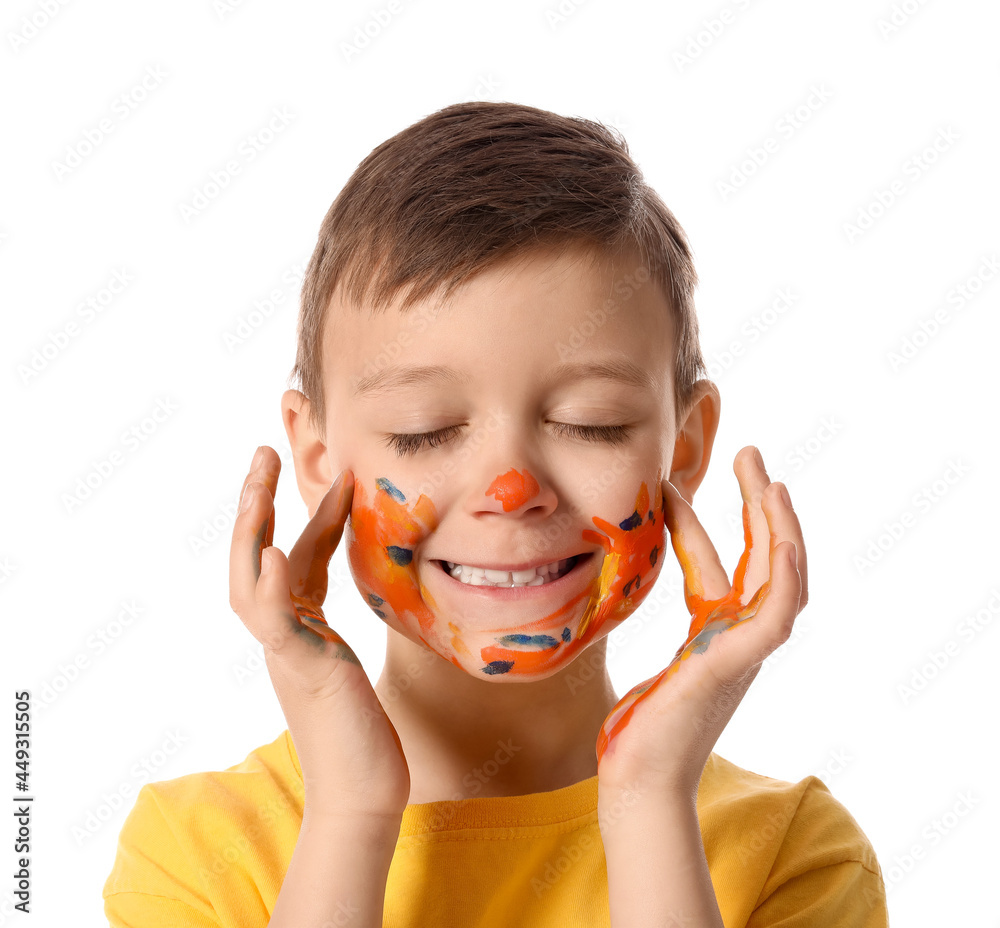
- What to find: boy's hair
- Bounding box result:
[291,101,705,440]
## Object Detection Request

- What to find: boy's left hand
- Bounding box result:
[596,445,808,800]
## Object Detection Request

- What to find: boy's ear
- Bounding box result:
[281,389,335,518]
[668,379,721,505]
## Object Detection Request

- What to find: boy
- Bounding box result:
[103,101,888,926]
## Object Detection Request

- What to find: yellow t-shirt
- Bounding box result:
[102,730,888,927]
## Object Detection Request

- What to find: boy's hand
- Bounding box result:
[229,446,410,821]
[596,446,807,800]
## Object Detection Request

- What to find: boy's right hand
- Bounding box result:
[229,446,410,822]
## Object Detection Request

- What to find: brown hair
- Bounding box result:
[290,101,705,439]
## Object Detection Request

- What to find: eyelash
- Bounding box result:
[383,423,633,457]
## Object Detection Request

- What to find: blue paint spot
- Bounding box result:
[372,608,386,619]
[386,546,412,566]
[561,626,571,643]
[482,660,514,675]
[623,575,641,597]
[649,545,659,568]
[367,592,385,606]
[376,477,406,502]
[689,619,736,654]
[648,509,654,521]
[619,510,642,531]
[496,634,559,650]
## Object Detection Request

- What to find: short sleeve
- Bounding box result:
[105,891,223,928]
[747,859,889,927]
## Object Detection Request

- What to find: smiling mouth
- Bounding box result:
[436,555,588,588]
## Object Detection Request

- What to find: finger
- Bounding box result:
[732,540,801,668]
[760,481,808,612]
[233,446,280,561]
[663,479,731,611]
[229,474,277,643]
[257,545,360,662]
[731,446,773,608]
[286,469,356,606]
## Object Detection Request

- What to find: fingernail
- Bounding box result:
[778,483,792,508]
[240,483,255,513]
[753,447,765,470]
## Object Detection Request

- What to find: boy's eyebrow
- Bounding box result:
[353,358,656,399]
[547,358,656,392]
[353,364,471,398]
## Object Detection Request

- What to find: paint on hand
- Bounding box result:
[485,468,540,512]
[596,496,768,762]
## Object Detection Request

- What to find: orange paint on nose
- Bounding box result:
[485,468,540,512]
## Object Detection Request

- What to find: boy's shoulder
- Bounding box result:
[103,730,304,924]
[699,752,886,921]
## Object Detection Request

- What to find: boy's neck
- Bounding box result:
[376,631,619,804]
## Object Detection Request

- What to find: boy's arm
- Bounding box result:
[601,789,723,928]
[596,447,806,926]
[267,810,401,928]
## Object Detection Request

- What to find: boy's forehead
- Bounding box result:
[322,241,675,397]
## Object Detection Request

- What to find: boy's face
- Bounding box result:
[289,240,717,681]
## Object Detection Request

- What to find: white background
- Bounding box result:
[2,0,997,924]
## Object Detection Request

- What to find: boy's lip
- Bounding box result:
[426,552,596,600]
[430,552,589,572]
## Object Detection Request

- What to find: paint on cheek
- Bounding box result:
[485,468,540,512]
[348,477,443,644]
[477,481,666,678]
[577,480,665,640]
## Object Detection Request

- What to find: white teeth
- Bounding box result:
[442,557,575,588]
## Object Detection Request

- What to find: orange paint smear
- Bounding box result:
[348,480,440,638]
[596,499,764,761]
[481,480,665,677]
[485,468,540,512]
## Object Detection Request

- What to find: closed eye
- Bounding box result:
[383,425,462,457]
[383,422,632,457]
[552,423,632,446]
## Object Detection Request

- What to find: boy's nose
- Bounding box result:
[481,467,545,514]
